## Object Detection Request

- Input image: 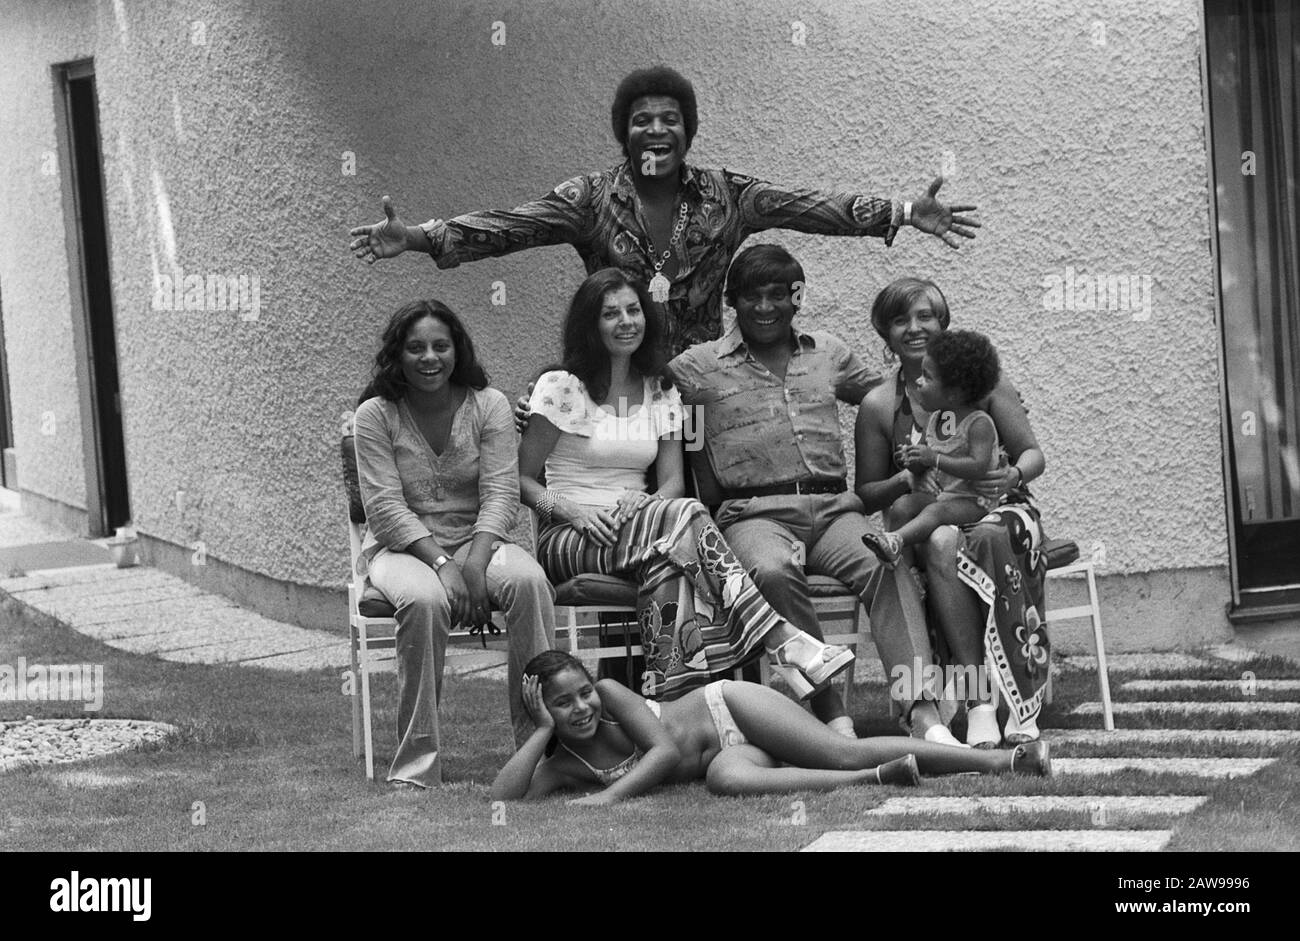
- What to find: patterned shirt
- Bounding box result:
[670,325,883,489]
[353,387,519,559]
[420,161,900,354]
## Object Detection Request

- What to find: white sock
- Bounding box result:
[827,716,857,739]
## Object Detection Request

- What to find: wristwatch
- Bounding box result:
[432,554,451,571]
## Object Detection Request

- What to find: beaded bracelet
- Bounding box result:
[536,489,558,525]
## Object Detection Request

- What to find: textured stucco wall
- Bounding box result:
[0,0,97,513]
[0,1,1224,600]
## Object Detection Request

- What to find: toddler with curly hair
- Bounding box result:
[863,329,1003,568]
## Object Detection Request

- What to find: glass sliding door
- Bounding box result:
[1204,0,1300,617]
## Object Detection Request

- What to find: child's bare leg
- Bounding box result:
[883,491,935,530]
[894,498,986,548]
[864,493,936,568]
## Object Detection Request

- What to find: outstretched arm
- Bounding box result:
[732,172,978,250]
[349,174,593,269]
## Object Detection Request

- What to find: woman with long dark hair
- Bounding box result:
[518,269,854,709]
[354,299,555,787]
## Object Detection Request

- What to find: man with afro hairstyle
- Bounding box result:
[350,66,979,355]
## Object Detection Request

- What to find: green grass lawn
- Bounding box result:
[3,595,1298,851]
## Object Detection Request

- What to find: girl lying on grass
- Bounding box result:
[490,651,1051,805]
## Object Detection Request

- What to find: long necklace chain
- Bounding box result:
[646,201,690,273]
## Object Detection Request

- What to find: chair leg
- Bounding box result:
[350,634,362,761]
[566,608,579,655]
[842,601,861,712]
[359,640,376,782]
[1086,564,1114,731]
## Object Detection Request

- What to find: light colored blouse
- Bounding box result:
[528,370,683,509]
[353,387,519,559]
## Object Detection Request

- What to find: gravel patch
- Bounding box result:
[0,718,176,773]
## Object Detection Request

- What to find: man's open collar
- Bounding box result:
[716,323,818,359]
[611,161,706,207]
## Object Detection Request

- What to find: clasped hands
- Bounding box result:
[899,445,1020,500]
[434,557,493,632]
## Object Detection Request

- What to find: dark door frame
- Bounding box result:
[54,58,130,536]
[0,286,13,489]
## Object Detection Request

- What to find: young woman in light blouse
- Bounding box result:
[353,300,555,788]
[518,268,855,706]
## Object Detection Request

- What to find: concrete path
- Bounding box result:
[0,505,505,676]
[2,562,352,671]
[804,632,1299,852]
[803,830,1174,852]
[1073,700,1300,718]
[865,795,1208,821]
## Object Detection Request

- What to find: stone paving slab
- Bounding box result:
[1073,701,1300,717]
[802,829,1172,852]
[1058,649,1288,675]
[109,631,343,664]
[1057,653,1217,674]
[0,540,112,572]
[865,795,1208,821]
[33,587,206,619]
[1044,729,1300,747]
[0,512,78,548]
[1054,758,1275,778]
[3,557,347,673]
[8,569,200,597]
[175,641,349,669]
[242,645,352,671]
[0,569,180,597]
[0,564,163,590]
[74,604,252,641]
[96,616,306,653]
[6,574,200,603]
[1121,679,1300,693]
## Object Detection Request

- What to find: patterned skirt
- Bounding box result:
[954,503,1050,725]
[538,498,783,700]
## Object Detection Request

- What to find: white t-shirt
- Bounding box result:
[529,370,684,509]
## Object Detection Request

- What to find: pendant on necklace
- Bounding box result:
[648,273,670,303]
